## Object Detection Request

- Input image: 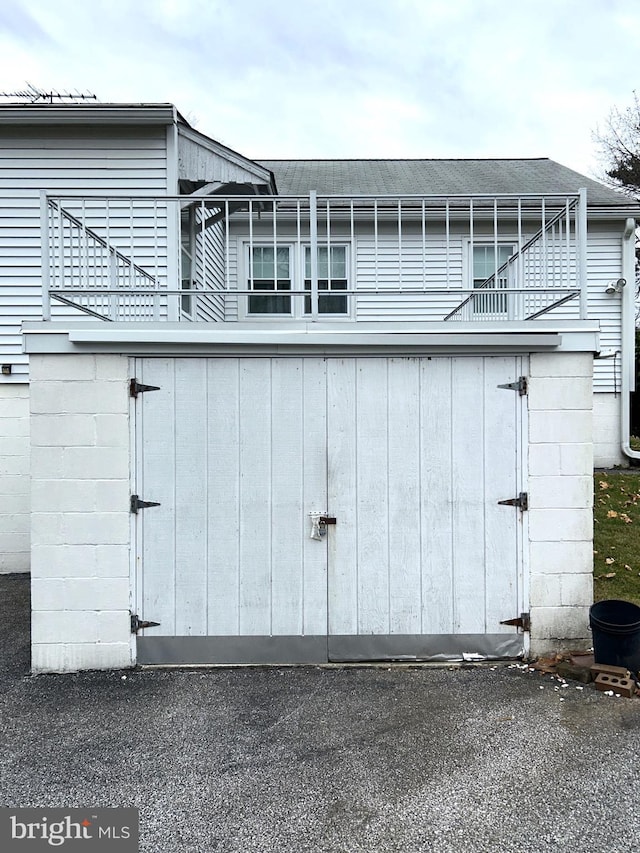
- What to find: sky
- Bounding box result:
[0,0,637,179]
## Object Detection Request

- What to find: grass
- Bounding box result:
[593,471,640,605]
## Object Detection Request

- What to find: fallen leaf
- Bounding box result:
[600,481,610,490]
[605,557,615,565]
[607,510,619,518]
[603,572,617,578]
[620,513,632,524]
[625,564,633,571]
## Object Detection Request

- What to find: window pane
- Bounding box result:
[249,294,291,313]
[251,246,290,279]
[305,246,346,279]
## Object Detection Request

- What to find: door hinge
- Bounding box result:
[498,492,528,511]
[129,378,160,398]
[130,494,161,514]
[131,613,161,634]
[500,612,530,632]
[497,376,528,395]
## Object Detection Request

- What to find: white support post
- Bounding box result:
[578,188,588,320]
[309,190,319,322]
[40,191,51,321]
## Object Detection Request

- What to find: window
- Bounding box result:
[246,244,349,317]
[247,246,292,314]
[304,246,348,315]
[472,244,514,314]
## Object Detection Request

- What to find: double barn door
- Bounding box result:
[134,355,525,664]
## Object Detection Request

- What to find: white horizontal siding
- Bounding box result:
[355,237,464,321]
[586,228,623,393]
[0,125,168,376]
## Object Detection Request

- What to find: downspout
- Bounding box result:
[620,217,640,460]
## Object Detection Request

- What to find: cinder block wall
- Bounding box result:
[30,354,132,673]
[528,352,594,656]
[593,392,625,468]
[0,384,30,572]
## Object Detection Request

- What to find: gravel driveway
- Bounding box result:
[2,573,640,853]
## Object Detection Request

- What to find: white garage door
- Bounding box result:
[133,355,526,664]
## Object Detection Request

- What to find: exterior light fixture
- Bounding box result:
[605,278,626,294]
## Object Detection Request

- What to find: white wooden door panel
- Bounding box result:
[419,357,455,634]
[136,354,525,664]
[326,355,523,661]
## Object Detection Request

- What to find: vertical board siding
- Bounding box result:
[327,359,358,635]
[137,355,523,655]
[483,357,519,630]
[451,357,486,633]
[206,359,241,634]
[420,358,455,633]
[174,359,208,634]
[301,358,329,635]
[327,356,520,640]
[0,126,168,376]
[387,358,422,634]
[137,358,177,634]
[238,359,272,634]
[138,357,329,639]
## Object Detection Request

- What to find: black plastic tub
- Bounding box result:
[589,599,640,675]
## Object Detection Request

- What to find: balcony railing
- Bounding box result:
[40,189,588,324]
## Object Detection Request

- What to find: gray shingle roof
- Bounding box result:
[258,158,631,206]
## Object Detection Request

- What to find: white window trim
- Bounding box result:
[239,240,354,321]
[462,237,521,319]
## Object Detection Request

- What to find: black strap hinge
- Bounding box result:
[497,492,528,511]
[131,613,161,634]
[130,494,161,514]
[500,612,530,632]
[130,378,160,398]
[497,376,528,395]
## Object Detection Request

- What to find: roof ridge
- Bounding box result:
[257,157,552,163]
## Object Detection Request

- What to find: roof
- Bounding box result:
[258,158,632,206]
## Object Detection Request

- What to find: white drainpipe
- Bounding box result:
[620,217,640,461]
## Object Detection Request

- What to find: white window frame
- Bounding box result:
[240,240,353,320]
[464,239,518,317]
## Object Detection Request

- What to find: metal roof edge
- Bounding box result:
[0,104,177,125]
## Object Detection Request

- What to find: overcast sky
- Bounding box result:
[0,0,637,178]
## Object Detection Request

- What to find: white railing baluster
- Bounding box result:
[578,188,588,319]
[398,200,402,292]
[40,191,584,326]
[309,190,318,321]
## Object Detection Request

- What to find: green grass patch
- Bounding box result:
[594,471,640,605]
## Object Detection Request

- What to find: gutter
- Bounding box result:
[620,217,640,460]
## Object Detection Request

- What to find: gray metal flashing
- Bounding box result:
[137,636,328,665]
[22,321,600,357]
[136,633,524,665]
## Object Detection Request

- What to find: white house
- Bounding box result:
[1,102,638,672]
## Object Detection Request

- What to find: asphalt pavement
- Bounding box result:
[2,573,640,853]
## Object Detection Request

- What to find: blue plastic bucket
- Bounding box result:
[589,599,640,675]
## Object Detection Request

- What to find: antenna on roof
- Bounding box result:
[0,84,98,103]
